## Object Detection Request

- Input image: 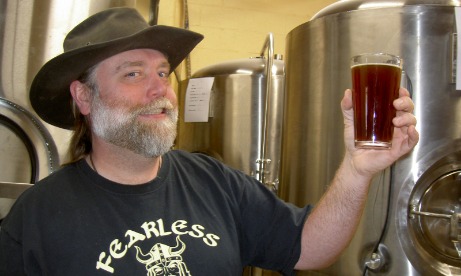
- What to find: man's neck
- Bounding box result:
[87,138,162,185]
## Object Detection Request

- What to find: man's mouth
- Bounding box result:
[135,98,175,118]
[143,108,165,115]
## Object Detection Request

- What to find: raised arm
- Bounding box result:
[295,88,419,270]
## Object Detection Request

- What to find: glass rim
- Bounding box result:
[351,52,403,67]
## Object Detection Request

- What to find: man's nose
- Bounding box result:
[146,74,168,99]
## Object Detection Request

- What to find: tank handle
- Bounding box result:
[256,33,276,192]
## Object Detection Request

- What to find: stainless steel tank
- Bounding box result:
[0,0,151,160]
[281,0,461,275]
[177,34,286,193]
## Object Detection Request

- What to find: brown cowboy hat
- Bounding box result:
[30,7,203,130]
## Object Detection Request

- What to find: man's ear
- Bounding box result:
[70,80,91,115]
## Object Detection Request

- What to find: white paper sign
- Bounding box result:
[184,77,214,122]
[456,7,461,90]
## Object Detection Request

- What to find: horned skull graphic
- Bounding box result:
[135,236,191,276]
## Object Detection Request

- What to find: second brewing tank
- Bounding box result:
[177,56,285,192]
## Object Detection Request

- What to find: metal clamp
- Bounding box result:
[255,159,272,165]
[409,207,452,220]
[410,204,461,256]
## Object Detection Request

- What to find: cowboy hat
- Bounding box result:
[30,7,204,130]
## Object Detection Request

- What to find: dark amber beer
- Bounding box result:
[351,53,402,149]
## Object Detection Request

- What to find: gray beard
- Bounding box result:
[90,95,178,158]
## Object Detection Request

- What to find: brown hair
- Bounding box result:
[65,65,98,164]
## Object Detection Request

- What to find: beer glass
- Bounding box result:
[351,53,403,149]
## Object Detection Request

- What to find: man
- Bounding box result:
[0,7,419,275]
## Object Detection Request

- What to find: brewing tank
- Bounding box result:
[177,35,285,192]
[281,0,461,275]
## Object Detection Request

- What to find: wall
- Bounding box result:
[156,0,337,82]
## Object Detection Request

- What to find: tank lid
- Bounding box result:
[192,57,284,78]
[312,0,460,20]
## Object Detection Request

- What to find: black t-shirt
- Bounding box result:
[0,150,310,275]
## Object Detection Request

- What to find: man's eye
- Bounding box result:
[126,72,140,78]
[159,72,169,78]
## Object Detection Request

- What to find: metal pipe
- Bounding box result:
[183,0,191,79]
[0,182,33,199]
[148,0,160,26]
[256,33,274,191]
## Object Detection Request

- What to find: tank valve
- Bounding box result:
[365,252,383,270]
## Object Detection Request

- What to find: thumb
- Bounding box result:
[341,89,354,122]
[341,89,353,111]
[341,89,356,152]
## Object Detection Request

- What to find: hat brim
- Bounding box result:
[30,25,203,130]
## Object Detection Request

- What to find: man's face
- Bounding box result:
[89,49,178,158]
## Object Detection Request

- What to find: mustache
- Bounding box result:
[130,98,176,116]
